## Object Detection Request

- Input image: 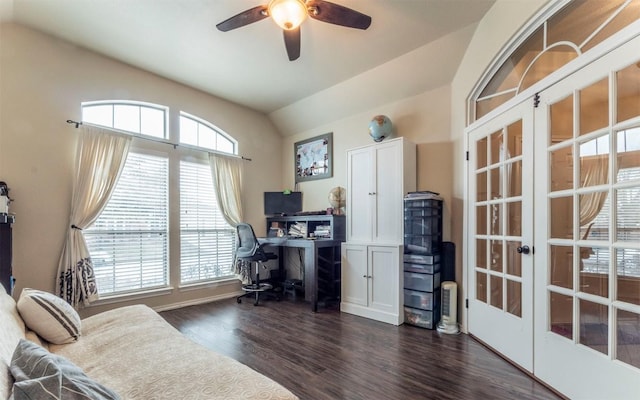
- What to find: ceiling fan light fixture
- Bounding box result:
[268,0,308,30]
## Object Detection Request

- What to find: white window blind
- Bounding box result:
[180,161,235,284]
[85,152,169,294]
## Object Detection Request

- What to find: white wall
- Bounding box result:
[283,85,453,228]
[0,23,283,315]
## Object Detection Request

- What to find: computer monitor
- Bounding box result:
[264,192,302,216]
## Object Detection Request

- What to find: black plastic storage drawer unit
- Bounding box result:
[403,195,443,329]
[403,198,443,255]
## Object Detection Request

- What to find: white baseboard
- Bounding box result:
[153,290,244,312]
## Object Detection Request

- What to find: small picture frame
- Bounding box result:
[294,133,333,183]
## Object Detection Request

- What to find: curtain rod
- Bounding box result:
[66,120,251,161]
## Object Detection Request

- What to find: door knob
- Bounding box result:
[517,245,530,255]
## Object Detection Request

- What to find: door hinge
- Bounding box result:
[466,151,469,161]
[465,298,469,309]
[534,92,541,108]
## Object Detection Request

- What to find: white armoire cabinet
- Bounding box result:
[341,137,416,325]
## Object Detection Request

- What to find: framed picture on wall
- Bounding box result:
[294,132,333,183]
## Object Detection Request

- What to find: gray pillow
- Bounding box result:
[10,339,120,400]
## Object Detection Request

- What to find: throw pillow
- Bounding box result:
[10,339,120,400]
[16,288,81,344]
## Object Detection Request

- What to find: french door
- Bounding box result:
[533,35,640,399]
[468,101,535,371]
[467,34,640,398]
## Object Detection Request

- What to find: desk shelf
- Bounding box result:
[266,215,345,241]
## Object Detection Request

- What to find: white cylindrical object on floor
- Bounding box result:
[437,281,460,334]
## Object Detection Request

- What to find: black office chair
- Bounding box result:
[235,223,280,306]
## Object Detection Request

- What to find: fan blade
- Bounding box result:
[216,5,269,32]
[283,28,301,61]
[307,0,371,30]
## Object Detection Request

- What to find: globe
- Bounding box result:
[328,186,346,215]
[368,115,393,142]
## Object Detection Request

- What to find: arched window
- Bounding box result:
[180,112,237,154]
[470,0,640,122]
[81,101,239,296]
[82,100,168,139]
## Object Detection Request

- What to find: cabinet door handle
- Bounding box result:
[363,275,367,278]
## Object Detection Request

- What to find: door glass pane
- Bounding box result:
[507,201,522,236]
[550,95,573,144]
[477,171,487,201]
[616,127,640,181]
[550,291,573,339]
[617,248,640,306]
[476,205,487,235]
[579,299,608,355]
[550,245,573,289]
[550,145,573,191]
[580,247,609,298]
[616,61,640,123]
[617,187,640,242]
[506,241,522,277]
[579,78,609,136]
[579,192,609,240]
[477,137,488,168]
[490,275,503,309]
[490,240,503,272]
[579,136,609,189]
[491,130,504,165]
[490,203,502,235]
[490,167,502,199]
[581,0,640,53]
[550,196,573,239]
[506,160,522,197]
[506,120,522,158]
[476,239,487,269]
[506,280,522,317]
[477,271,487,303]
[581,246,609,275]
[616,309,640,369]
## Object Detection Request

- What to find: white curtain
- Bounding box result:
[56,125,132,308]
[208,153,248,281]
[209,153,244,226]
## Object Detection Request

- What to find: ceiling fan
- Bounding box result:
[216,0,372,61]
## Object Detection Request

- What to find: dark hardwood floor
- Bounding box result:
[161,297,561,400]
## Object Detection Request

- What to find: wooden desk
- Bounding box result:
[258,237,341,312]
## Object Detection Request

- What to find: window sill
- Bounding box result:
[91,286,174,307]
[178,277,240,292]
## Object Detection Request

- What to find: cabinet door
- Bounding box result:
[368,245,400,314]
[346,147,374,242]
[372,141,403,243]
[341,244,368,306]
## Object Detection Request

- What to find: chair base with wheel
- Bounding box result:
[235,223,281,306]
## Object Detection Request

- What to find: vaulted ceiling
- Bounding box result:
[1,0,496,135]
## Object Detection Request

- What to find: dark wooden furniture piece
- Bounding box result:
[262,215,345,312]
[0,214,15,294]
